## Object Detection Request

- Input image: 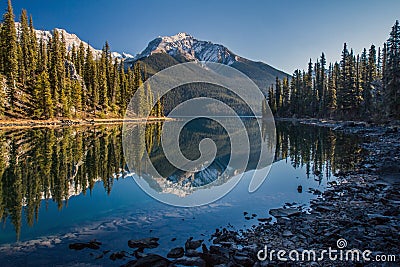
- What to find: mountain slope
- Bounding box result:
[126,32,288,91]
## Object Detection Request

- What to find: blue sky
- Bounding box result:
[4,0,400,74]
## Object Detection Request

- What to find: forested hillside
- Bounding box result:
[268,21,400,121]
[0,0,163,119]
[1,0,398,122]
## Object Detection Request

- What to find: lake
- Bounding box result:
[0,119,363,265]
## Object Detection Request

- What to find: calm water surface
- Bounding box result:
[0,119,363,265]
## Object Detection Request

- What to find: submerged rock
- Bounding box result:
[173,257,206,267]
[185,237,203,250]
[185,249,202,257]
[167,247,184,258]
[128,237,159,249]
[121,254,171,267]
[257,217,272,223]
[109,251,127,261]
[68,240,101,250]
[269,208,301,218]
[297,185,303,193]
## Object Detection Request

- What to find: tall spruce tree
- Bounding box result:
[338,44,359,117]
[28,15,37,90]
[281,76,290,115]
[318,53,327,116]
[326,63,337,117]
[118,61,128,115]
[77,42,85,76]
[1,0,18,109]
[0,74,6,116]
[33,71,53,119]
[98,45,109,112]
[385,20,400,119]
[304,59,313,116]
[275,77,282,115]
[49,30,61,111]
[360,48,370,116]
[18,9,30,89]
[71,80,82,117]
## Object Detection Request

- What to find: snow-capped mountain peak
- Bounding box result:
[133,32,238,65]
[164,32,192,42]
[122,52,134,59]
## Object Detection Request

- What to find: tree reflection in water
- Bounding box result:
[0,120,363,240]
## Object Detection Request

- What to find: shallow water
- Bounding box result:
[0,119,363,265]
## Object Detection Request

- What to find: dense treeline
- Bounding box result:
[0,0,163,119]
[268,20,400,121]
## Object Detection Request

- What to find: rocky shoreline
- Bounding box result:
[67,118,400,266]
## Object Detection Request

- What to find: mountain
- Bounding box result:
[125,32,288,91]
[132,32,236,64]
[18,24,287,90]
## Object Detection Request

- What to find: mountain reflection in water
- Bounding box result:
[0,119,363,241]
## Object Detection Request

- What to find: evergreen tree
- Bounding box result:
[77,42,85,76]
[360,45,378,117]
[385,20,400,119]
[290,70,302,115]
[133,62,144,116]
[98,45,109,112]
[326,63,337,117]
[359,48,370,116]
[33,71,53,119]
[274,76,282,115]
[314,59,321,115]
[59,32,69,117]
[368,45,377,83]
[377,47,382,79]
[1,0,18,109]
[70,44,76,66]
[18,9,30,89]
[305,59,314,116]
[49,31,60,111]
[337,44,359,117]
[0,74,6,116]
[71,80,82,117]
[281,76,290,115]
[28,15,38,88]
[84,46,98,113]
[382,42,388,89]
[318,53,327,116]
[109,59,119,112]
[37,37,47,73]
[118,61,128,115]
